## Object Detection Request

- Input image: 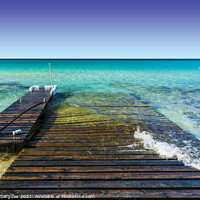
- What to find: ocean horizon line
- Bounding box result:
[0,58,200,60]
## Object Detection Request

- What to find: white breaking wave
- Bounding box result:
[134,127,200,170]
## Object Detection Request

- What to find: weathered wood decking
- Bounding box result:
[0,101,200,199]
[0,88,52,153]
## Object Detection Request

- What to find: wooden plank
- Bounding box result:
[29,139,138,144]
[7,165,198,173]
[32,135,136,139]
[0,140,24,144]
[18,150,160,156]
[0,189,199,199]
[0,114,40,117]
[16,154,176,161]
[26,143,142,148]
[0,180,200,189]
[3,172,200,181]
[38,129,130,133]
[34,132,133,137]
[0,136,26,140]
[87,104,150,107]
[10,160,183,167]
[23,146,145,151]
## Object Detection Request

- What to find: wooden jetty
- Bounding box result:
[0,92,200,199]
[0,88,52,153]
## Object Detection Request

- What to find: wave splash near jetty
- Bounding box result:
[134,127,200,170]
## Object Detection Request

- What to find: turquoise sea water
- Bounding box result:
[1,59,200,170]
[1,60,200,136]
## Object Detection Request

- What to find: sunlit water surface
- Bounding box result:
[1,59,200,174]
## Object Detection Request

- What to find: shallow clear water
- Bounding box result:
[0,154,17,178]
[0,59,200,171]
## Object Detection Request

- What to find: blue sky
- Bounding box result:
[0,0,200,58]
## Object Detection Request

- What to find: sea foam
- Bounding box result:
[134,127,200,170]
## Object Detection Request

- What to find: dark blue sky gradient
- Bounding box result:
[0,0,200,58]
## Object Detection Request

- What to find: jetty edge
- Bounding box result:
[0,85,57,153]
